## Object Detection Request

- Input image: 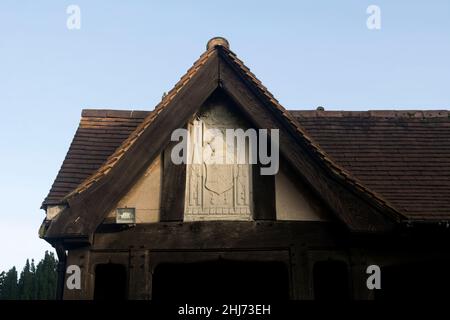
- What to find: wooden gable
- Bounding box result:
[42,39,403,244]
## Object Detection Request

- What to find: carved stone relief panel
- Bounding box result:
[184,103,252,221]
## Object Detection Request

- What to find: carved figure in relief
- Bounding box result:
[185,104,252,220]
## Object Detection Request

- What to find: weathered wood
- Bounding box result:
[252,164,276,220]
[46,52,220,239]
[45,46,398,241]
[217,49,395,232]
[93,221,345,251]
[160,141,187,221]
[78,220,450,300]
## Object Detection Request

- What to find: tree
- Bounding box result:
[35,251,58,299]
[0,267,18,299]
[0,271,6,298]
[18,259,34,299]
[0,251,58,300]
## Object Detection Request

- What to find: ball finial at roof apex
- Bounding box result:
[207,37,230,50]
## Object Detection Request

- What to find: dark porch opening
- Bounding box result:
[152,259,289,301]
[94,263,127,300]
[375,259,450,300]
[313,260,350,300]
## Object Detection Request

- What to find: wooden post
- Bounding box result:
[160,142,187,221]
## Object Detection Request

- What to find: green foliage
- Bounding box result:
[0,251,58,300]
[0,267,18,299]
[35,251,58,299]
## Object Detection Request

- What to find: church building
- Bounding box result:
[40,37,450,300]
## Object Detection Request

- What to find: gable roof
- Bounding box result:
[293,110,450,221]
[42,39,412,240]
[43,109,150,207]
[65,48,217,200]
[44,109,450,222]
[44,47,221,240]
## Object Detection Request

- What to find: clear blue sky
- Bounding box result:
[0,0,449,271]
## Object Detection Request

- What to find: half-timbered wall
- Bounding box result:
[102,100,332,223]
[106,155,162,223]
[275,164,330,221]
